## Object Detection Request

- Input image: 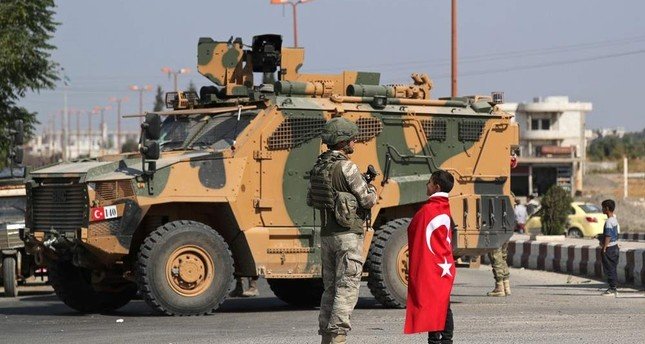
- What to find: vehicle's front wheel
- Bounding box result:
[567,228,583,238]
[2,256,18,297]
[136,220,234,315]
[366,218,410,308]
[48,260,136,313]
[267,278,323,308]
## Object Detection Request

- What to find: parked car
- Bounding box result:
[525,202,607,238]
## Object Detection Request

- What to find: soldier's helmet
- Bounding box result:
[321,117,359,145]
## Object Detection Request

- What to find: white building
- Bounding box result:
[499,96,593,196]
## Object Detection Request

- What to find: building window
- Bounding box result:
[541,119,550,130]
[531,118,551,130]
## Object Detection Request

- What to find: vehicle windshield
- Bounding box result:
[0,196,26,222]
[157,111,254,151]
[579,204,602,213]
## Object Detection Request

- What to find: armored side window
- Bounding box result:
[355,117,383,143]
[421,119,447,141]
[267,117,326,150]
[458,120,485,142]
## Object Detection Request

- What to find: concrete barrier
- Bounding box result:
[619,233,645,241]
[483,239,645,287]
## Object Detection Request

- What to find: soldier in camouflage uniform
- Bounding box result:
[307,117,378,344]
[486,241,511,296]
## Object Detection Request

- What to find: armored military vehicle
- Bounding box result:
[24,34,518,314]
[1,122,42,297]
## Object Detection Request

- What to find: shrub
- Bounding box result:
[540,185,573,235]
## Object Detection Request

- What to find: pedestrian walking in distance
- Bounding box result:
[404,170,455,344]
[600,199,620,296]
[514,198,527,234]
[307,117,378,344]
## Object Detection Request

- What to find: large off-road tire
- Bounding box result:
[136,220,234,315]
[267,278,324,308]
[48,260,137,313]
[367,218,410,308]
[2,256,18,297]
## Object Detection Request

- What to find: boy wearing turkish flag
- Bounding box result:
[404,170,455,344]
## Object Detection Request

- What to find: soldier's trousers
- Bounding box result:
[318,232,364,335]
[487,241,509,282]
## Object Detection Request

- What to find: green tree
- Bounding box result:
[0,0,59,167]
[540,185,573,235]
[187,80,197,94]
[153,85,164,112]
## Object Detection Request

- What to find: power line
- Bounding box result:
[383,48,645,83]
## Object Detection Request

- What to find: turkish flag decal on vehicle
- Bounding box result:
[91,205,118,222]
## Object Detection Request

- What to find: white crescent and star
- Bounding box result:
[424,212,453,278]
[425,213,452,256]
[437,257,453,277]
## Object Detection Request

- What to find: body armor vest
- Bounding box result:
[308,151,347,210]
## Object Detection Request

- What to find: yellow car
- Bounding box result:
[525,202,607,238]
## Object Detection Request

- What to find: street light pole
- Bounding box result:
[129,85,153,125]
[161,67,191,92]
[292,2,298,47]
[451,0,458,98]
[93,105,112,156]
[270,0,313,48]
[109,96,128,152]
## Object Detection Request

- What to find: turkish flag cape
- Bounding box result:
[404,192,456,334]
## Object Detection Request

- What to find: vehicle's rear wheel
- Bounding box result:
[2,256,18,297]
[366,218,410,308]
[267,278,323,308]
[48,260,136,313]
[567,228,583,238]
[136,220,234,315]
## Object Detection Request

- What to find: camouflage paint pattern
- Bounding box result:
[25,35,519,285]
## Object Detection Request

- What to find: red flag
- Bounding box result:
[91,207,105,221]
[404,192,456,334]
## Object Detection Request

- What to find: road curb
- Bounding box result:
[619,233,645,241]
[482,240,645,287]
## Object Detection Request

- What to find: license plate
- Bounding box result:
[91,205,119,221]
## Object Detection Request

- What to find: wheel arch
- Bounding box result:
[130,202,257,277]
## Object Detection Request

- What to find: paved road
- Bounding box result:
[1,267,644,344]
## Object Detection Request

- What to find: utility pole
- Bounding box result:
[451,0,458,98]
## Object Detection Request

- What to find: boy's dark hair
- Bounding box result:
[431,170,454,193]
[601,199,616,212]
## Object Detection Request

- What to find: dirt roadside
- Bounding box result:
[580,173,645,232]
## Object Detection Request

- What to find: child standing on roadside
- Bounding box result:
[600,199,620,296]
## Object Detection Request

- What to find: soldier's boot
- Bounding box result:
[503,279,511,296]
[486,282,506,297]
[329,333,347,344]
[229,278,244,297]
[321,334,332,344]
[242,278,259,297]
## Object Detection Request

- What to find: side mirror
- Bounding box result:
[13,120,24,145]
[140,141,160,160]
[143,113,162,140]
[11,147,23,165]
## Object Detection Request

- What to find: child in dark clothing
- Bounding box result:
[600,199,620,296]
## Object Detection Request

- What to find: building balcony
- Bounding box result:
[521,129,580,140]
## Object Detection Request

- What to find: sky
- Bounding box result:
[19,0,645,135]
